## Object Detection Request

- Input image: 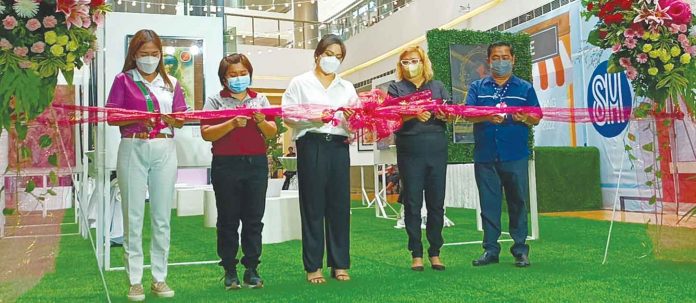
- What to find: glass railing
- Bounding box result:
[324,0,416,41]
[108,0,411,51]
[224,13,339,51]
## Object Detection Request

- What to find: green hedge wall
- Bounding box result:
[534,147,603,212]
[426,29,533,163]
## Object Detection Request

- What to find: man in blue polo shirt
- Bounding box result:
[465,41,542,268]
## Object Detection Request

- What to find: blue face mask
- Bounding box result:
[227,75,251,93]
[490,59,513,77]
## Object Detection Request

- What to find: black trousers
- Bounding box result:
[396,132,448,258]
[282,171,296,190]
[296,133,351,272]
[211,155,268,270]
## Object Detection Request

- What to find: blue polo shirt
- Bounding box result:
[465,75,540,163]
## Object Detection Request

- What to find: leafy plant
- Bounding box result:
[265,116,288,178]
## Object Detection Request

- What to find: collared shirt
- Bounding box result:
[281,71,358,140]
[105,69,187,136]
[201,89,271,156]
[465,75,540,163]
[387,79,450,136]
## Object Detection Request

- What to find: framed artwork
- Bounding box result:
[449,44,488,144]
[452,121,475,144]
[126,35,206,113]
[449,44,489,104]
[357,129,375,151]
[372,74,396,150]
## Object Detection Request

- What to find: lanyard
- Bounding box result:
[134,81,155,113]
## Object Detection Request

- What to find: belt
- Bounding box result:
[303,132,348,142]
[123,133,173,139]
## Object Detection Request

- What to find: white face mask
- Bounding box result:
[319,56,341,74]
[135,56,160,74]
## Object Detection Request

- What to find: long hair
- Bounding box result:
[395,45,434,82]
[122,29,173,91]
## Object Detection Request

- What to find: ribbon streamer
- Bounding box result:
[42,89,685,141]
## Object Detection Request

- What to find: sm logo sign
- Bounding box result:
[587,61,633,138]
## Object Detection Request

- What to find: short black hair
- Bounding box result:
[487,41,514,58]
[314,34,346,61]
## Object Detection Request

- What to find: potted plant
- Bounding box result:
[265,116,287,197]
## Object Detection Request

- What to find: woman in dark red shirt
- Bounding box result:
[201,54,277,290]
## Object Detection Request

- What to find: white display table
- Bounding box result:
[262,191,301,244]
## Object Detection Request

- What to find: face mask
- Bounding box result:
[406,63,423,79]
[319,56,341,74]
[227,75,251,93]
[135,56,160,74]
[490,59,513,77]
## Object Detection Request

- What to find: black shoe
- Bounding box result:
[514,254,530,267]
[222,268,241,290]
[472,252,499,266]
[243,268,264,289]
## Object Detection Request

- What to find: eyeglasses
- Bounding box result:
[400,59,421,66]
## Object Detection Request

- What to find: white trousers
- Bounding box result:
[117,138,177,285]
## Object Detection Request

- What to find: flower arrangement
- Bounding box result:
[582,0,696,114]
[0,0,109,131]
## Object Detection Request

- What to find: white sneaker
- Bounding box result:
[127,284,145,302]
[151,281,175,298]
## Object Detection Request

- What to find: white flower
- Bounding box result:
[13,0,40,18]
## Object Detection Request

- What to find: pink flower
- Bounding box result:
[83,48,95,63]
[19,61,32,69]
[624,37,637,49]
[678,34,689,43]
[626,67,638,80]
[624,28,636,38]
[14,47,29,57]
[42,16,58,28]
[688,46,696,56]
[670,24,680,34]
[92,12,104,27]
[612,43,622,53]
[3,16,17,30]
[659,0,692,25]
[64,1,92,29]
[25,18,41,31]
[31,41,45,53]
[0,39,12,50]
[637,53,649,63]
[619,57,632,68]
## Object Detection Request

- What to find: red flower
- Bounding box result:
[90,0,106,8]
[599,30,608,39]
[617,0,633,10]
[587,2,594,11]
[599,3,616,19]
[604,13,624,24]
[56,0,74,15]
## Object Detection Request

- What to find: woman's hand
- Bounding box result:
[253,112,266,124]
[162,114,184,128]
[231,115,249,128]
[343,108,355,120]
[416,111,432,122]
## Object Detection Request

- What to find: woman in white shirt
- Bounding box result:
[282,34,357,284]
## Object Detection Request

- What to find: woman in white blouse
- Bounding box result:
[282,34,357,284]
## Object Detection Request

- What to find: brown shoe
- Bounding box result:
[151,281,175,298]
[127,284,145,302]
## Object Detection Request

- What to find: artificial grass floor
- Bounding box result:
[17,202,696,303]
